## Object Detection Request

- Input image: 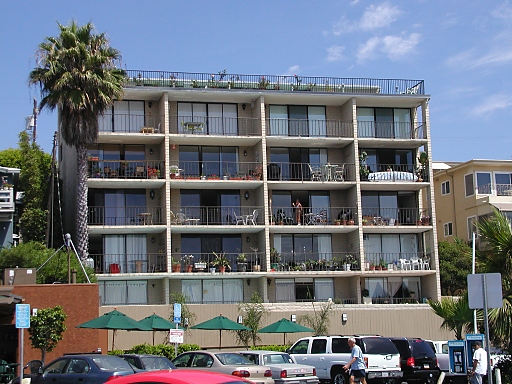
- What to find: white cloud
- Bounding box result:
[491,2,512,20]
[359,2,402,30]
[446,47,512,69]
[473,93,512,116]
[326,45,345,62]
[332,16,355,36]
[357,33,420,62]
[284,65,300,76]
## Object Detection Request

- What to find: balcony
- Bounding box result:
[271,206,358,226]
[171,252,265,273]
[0,188,14,212]
[124,70,425,95]
[266,162,356,182]
[172,206,263,226]
[364,252,432,271]
[360,163,429,183]
[98,114,164,134]
[479,183,512,196]
[89,253,167,274]
[361,207,430,227]
[88,160,165,180]
[274,252,360,271]
[175,161,262,181]
[169,116,260,136]
[266,119,353,138]
[358,122,426,140]
[88,206,164,226]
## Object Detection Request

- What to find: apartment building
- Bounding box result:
[434,159,512,244]
[59,71,440,311]
[0,166,19,248]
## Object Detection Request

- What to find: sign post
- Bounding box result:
[173,303,182,357]
[16,304,30,378]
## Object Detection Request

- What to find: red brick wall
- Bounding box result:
[11,284,107,364]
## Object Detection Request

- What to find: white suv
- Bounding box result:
[288,335,402,384]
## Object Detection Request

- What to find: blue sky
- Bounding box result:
[1,0,511,161]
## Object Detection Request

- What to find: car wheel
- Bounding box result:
[331,368,348,384]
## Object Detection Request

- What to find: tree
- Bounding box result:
[438,238,472,295]
[234,292,268,348]
[29,21,125,258]
[475,209,512,349]
[28,305,67,365]
[428,294,474,340]
[299,301,334,336]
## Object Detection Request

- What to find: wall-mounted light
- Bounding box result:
[151,283,155,288]
[237,315,243,324]
[251,100,254,109]
[243,150,247,156]
[148,101,152,108]
[342,313,348,322]
[149,148,153,155]
[246,279,251,286]
[172,143,176,150]
[184,317,189,327]
[291,314,296,322]
[267,278,272,286]
[149,190,155,200]
[246,236,250,243]
[244,191,249,200]
[242,103,246,111]
[151,237,155,243]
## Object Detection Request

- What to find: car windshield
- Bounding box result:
[92,356,133,371]
[362,338,399,354]
[140,356,175,370]
[215,353,255,365]
[263,353,293,364]
[411,341,436,357]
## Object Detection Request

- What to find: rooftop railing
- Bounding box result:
[124,70,425,95]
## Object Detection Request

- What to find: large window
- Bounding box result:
[268,148,327,181]
[364,277,421,303]
[181,235,243,270]
[364,234,419,264]
[476,172,492,195]
[181,191,241,225]
[268,105,326,137]
[465,174,475,197]
[357,107,411,138]
[88,189,147,225]
[361,191,417,225]
[275,278,334,302]
[182,279,243,303]
[99,100,145,133]
[103,234,147,274]
[178,102,237,135]
[360,148,414,173]
[99,280,147,305]
[274,234,332,266]
[495,173,512,195]
[179,146,238,177]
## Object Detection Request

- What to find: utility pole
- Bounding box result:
[32,98,38,143]
[45,132,58,248]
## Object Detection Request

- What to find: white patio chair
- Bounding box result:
[410,257,421,270]
[246,209,259,225]
[308,164,323,181]
[233,211,245,225]
[399,258,411,270]
[334,164,345,181]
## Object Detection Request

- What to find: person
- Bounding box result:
[343,337,367,384]
[471,341,487,384]
[292,199,303,225]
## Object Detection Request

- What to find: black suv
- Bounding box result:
[389,337,440,384]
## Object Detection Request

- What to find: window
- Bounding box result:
[179,145,238,177]
[99,280,148,305]
[268,105,326,137]
[444,222,453,237]
[275,278,334,302]
[441,180,450,195]
[464,174,474,197]
[357,107,411,138]
[181,279,243,303]
[364,277,421,302]
[476,172,492,194]
[495,173,512,195]
[99,100,145,133]
[269,147,328,181]
[178,102,238,135]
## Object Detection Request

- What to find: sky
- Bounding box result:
[1,0,511,162]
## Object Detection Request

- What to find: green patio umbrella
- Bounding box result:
[138,313,183,345]
[258,318,314,345]
[77,309,152,350]
[190,314,250,349]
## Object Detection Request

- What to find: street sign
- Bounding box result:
[15,304,30,329]
[467,273,502,309]
[169,329,184,344]
[173,303,182,324]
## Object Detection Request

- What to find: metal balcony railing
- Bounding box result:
[496,184,512,196]
[98,114,163,133]
[271,206,358,226]
[275,252,360,271]
[171,252,266,273]
[266,119,353,138]
[88,206,164,226]
[266,162,356,182]
[0,188,14,211]
[364,252,432,270]
[170,115,260,136]
[357,121,425,139]
[124,70,425,95]
[360,207,430,226]
[360,163,429,182]
[174,206,263,226]
[176,161,262,180]
[87,160,165,179]
[89,253,167,274]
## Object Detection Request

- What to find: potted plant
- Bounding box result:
[148,167,160,179]
[258,76,269,90]
[334,219,341,225]
[170,165,180,179]
[194,259,207,271]
[340,213,347,226]
[359,151,370,180]
[212,251,231,273]
[421,215,431,226]
[379,259,388,271]
[200,174,207,180]
[182,254,194,272]
[344,254,355,271]
[416,151,428,181]
[270,248,281,271]
[171,258,181,273]
[237,253,247,272]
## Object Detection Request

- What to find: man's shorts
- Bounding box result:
[351,369,366,378]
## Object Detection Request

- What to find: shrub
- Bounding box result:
[251,345,289,352]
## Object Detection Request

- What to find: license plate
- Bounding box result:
[382,372,389,377]
[424,364,429,369]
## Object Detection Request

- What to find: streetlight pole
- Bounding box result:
[472,231,477,333]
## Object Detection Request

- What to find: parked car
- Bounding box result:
[287,335,402,384]
[110,369,254,384]
[9,354,136,384]
[172,351,274,384]
[238,350,319,384]
[119,354,176,371]
[389,337,440,384]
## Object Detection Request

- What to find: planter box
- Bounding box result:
[194,262,207,269]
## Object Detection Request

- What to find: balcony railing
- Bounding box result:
[357,121,425,139]
[98,114,163,133]
[365,252,431,270]
[0,188,14,211]
[88,206,164,226]
[170,115,260,136]
[360,163,429,182]
[266,119,353,138]
[176,161,262,180]
[361,207,430,226]
[267,162,356,182]
[124,70,425,95]
[89,253,167,274]
[172,252,266,272]
[276,252,360,271]
[87,160,165,179]
[175,206,263,226]
[272,206,358,226]
[496,183,512,196]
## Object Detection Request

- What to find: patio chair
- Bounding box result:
[134,165,145,178]
[399,258,411,270]
[308,164,323,181]
[410,257,421,270]
[246,209,259,225]
[233,211,245,225]
[175,212,187,225]
[334,164,345,181]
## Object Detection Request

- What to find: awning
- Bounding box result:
[0,286,23,318]
[491,203,512,211]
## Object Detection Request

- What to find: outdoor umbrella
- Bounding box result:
[77,309,152,350]
[138,313,182,345]
[190,314,250,349]
[258,318,314,344]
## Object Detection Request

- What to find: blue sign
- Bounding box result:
[15,304,30,329]
[174,316,181,324]
[173,303,182,324]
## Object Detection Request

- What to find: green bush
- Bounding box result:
[496,356,512,384]
[251,345,289,352]
[108,343,200,360]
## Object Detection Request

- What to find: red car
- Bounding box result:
[109,369,253,384]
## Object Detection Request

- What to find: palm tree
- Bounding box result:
[476,209,512,347]
[29,21,124,258]
[428,294,474,340]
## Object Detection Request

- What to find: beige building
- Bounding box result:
[59,71,445,348]
[433,159,512,243]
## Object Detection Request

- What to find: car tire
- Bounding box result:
[331,368,348,384]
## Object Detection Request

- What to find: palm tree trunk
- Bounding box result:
[76,145,89,258]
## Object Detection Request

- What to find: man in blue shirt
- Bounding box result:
[343,337,367,384]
